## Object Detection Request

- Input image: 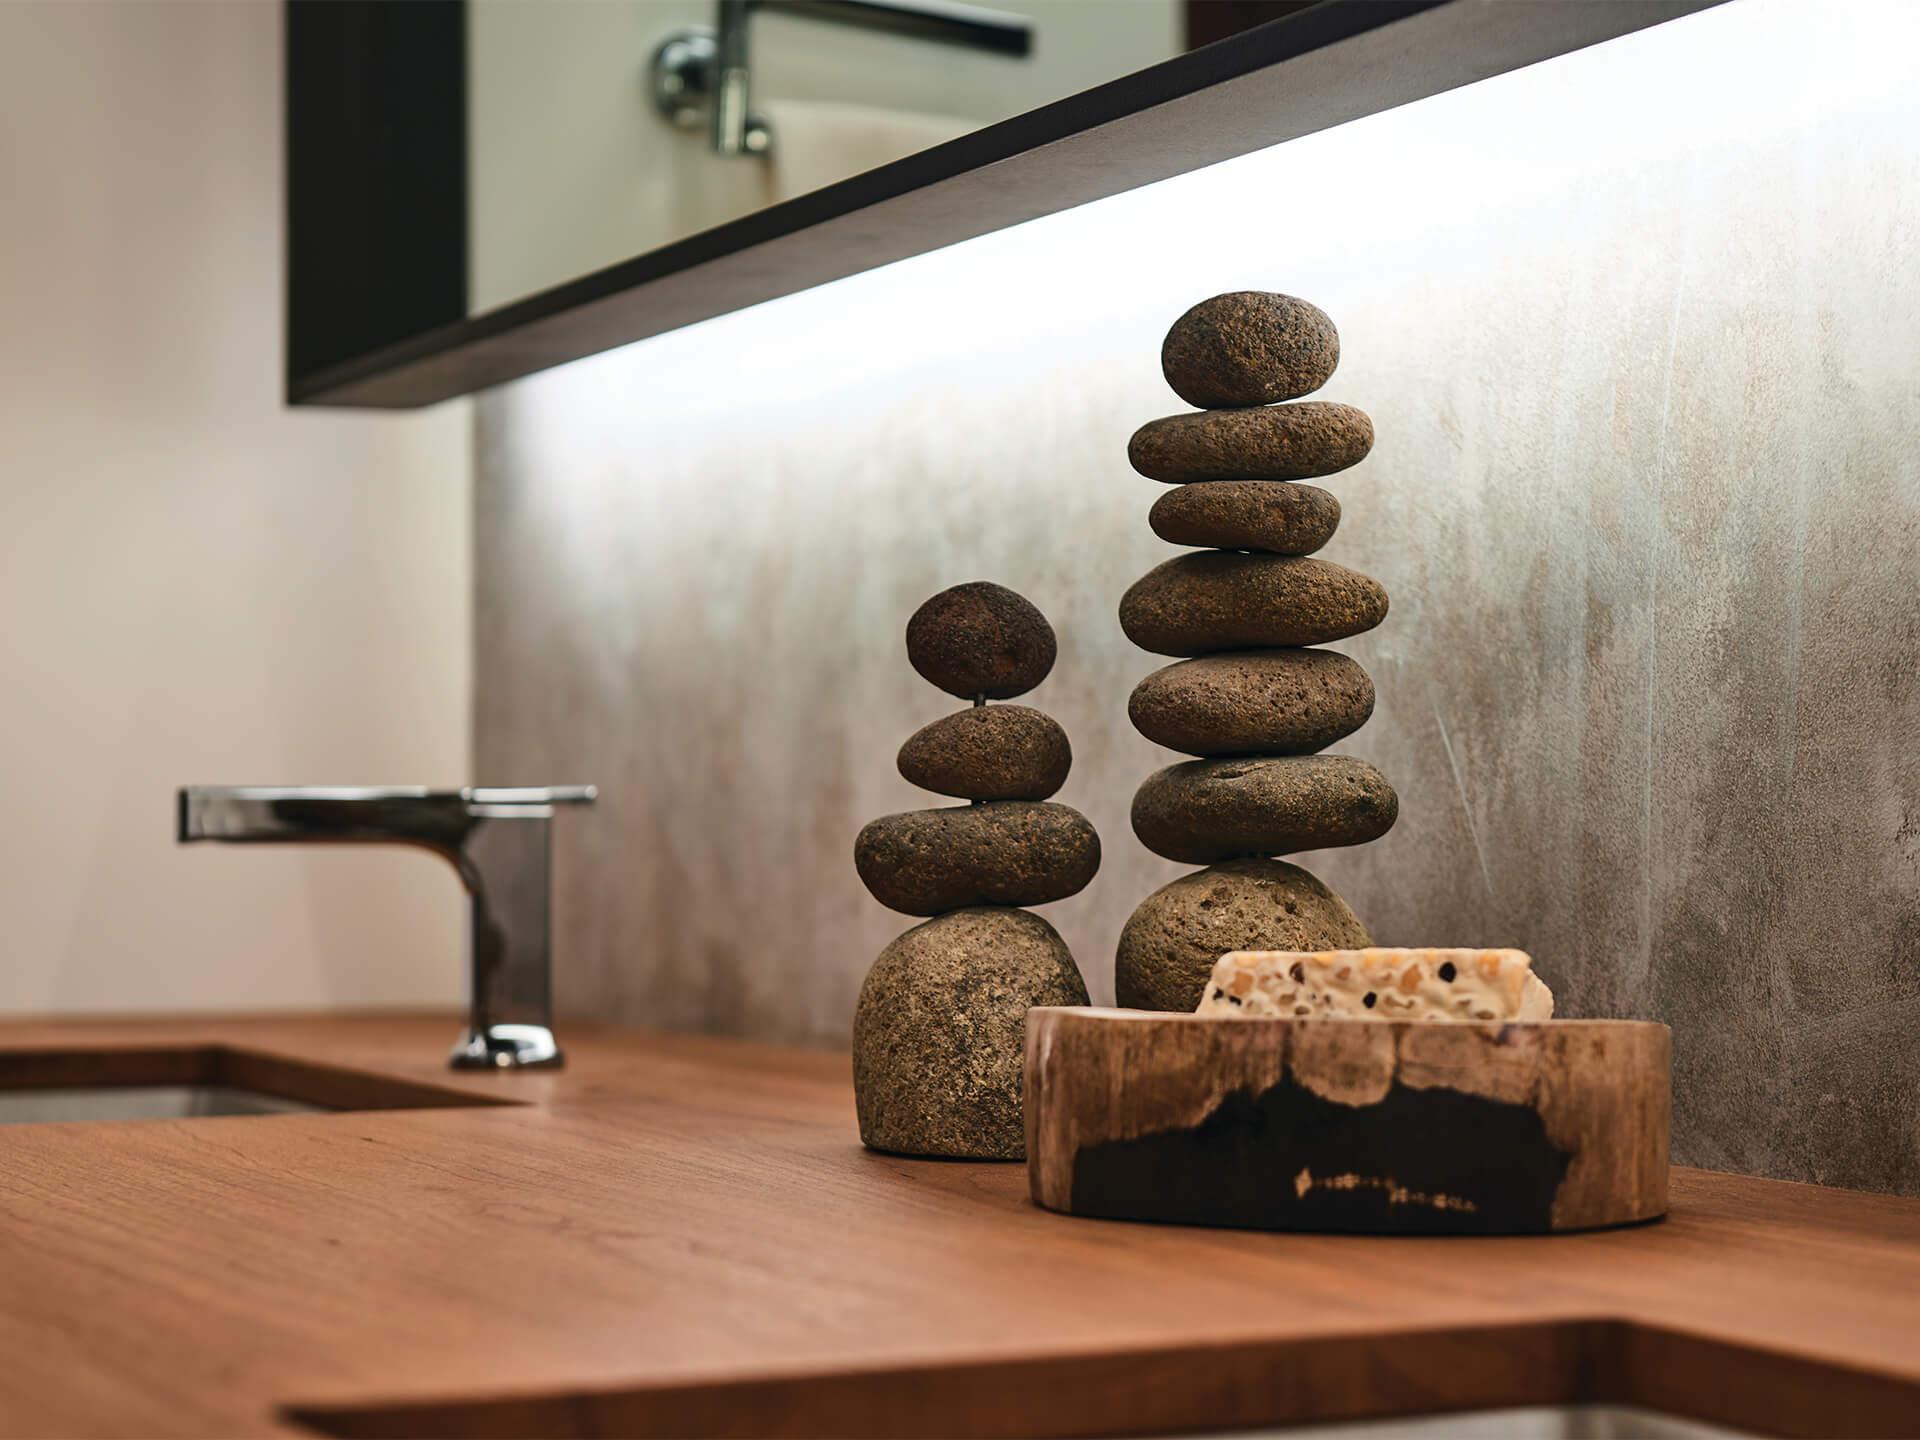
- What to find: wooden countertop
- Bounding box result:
[0,1013,1915,1439]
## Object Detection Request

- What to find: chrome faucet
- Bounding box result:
[177,785,596,1070]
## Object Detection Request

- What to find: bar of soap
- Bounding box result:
[1195,947,1554,1023]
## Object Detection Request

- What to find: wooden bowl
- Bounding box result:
[1025,1008,1669,1235]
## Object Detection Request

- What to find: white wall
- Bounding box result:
[0,2,470,1015]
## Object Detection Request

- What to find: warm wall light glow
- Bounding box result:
[510,0,1917,448]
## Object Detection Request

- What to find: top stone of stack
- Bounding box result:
[906,581,1057,700]
[1160,292,1340,409]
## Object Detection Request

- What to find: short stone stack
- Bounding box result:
[853,581,1097,1160]
[1116,293,1397,1012]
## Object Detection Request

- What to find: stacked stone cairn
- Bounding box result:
[852,582,1097,1160]
[1116,293,1397,1012]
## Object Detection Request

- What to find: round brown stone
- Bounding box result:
[1131,755,1397,864]
[1119,552,1388,656]
[1128,402,1373,483]
[1115,858,1370,1011]
[1160,292,1340,408]
[1129,650,1375,757]
[855,906,1089,1158]
[854,802,1100,916]
[906,582,1056,700]
[897,704,1071,801]
[1149,481,1340,555]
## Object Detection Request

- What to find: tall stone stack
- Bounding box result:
[852,581,1097,1160]
[1115,293,1397,1012]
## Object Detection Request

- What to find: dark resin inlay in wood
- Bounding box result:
[1070,1073,1574,1234]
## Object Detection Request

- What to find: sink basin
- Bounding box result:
[287,1320,1807,1440]
[1200,1404,1755,1438]
[294,1396,1761,1440]
[0,1084,326,1124]
[0,1043,514,1124]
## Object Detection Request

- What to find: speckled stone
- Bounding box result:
[897,704,1071,801]
[1149,481,1340,555]
[1160,292,1340,409]
[855,802,1099,916]
[906,582,1056,700]
[854,906,1090,1158]
[1131,755,1398,864]
[1128,402,1374,484]
[1129,650,1375,757]
[1119,552,1388,656]
[1115,859,1371,1012]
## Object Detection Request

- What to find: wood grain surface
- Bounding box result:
[1026,1009,1670,1233]
[0,1013,1911,1439]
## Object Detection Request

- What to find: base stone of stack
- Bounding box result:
[1115,859,1370,1013]
[854,906,1090,1160]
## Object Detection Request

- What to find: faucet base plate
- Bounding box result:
[450,1024,565,1071]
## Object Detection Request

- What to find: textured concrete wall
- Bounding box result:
[476,0,1920,1193]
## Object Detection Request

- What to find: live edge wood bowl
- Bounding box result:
[1025,1008,1670,1235]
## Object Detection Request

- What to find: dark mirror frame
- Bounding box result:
[285,0,1717,410]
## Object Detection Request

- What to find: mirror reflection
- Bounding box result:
[468,0,1293,312]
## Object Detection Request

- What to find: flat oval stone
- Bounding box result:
[906,582,1056,700]
[1129,650,1375,757]
[855,906,1089,1158]
[1119,552,1388,656]
[855,802,1099,916]
[1128,402,1373,483]
[1160,292,1340,408]
[1131,755,1397,864]
[1115,858,1370,1011]
[1149,481,1340,555]
[897,704,1071,801]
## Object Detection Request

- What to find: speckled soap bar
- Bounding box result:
[1196,947,1554,1023]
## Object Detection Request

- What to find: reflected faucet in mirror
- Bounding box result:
[177,785,596,1070]
[652,0,1034,156]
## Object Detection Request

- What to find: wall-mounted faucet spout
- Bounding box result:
[178,785,596,1070]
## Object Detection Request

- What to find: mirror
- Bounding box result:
[472,0,1243,314]
[289,1,1694,406]
[286,0,1311,401]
